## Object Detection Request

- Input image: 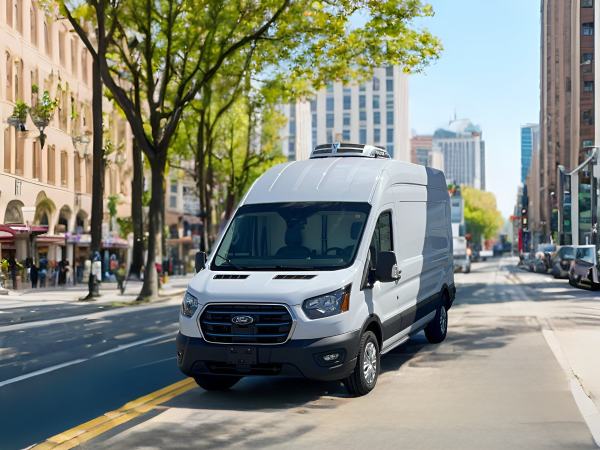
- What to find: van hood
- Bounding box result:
[186,267,358,307]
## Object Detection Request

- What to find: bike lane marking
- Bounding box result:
[30,378,197,450]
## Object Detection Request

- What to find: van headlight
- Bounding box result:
[181,292,198,317]
[302,284,351,320]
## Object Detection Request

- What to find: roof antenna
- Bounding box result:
[454,109,457,121]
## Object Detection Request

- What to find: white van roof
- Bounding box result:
[244,157,447,205]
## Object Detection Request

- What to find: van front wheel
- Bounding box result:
[343,331,380,397]
[425,299,448,344]
[193,375,242,391]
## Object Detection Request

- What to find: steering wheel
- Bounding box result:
[325,247,347,256]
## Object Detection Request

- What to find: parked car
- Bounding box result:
[568,245,599,290]
[531,244,557,273]
[551,246,575,279]
[177,144,456,397]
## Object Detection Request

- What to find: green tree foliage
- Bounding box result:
[463,187,504,243]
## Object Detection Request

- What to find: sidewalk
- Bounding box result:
[0,274,194,309]
[510,261,600,420]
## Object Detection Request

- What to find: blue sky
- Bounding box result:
[409,0,541,218]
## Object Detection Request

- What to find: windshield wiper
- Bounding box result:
[215,254,244,270]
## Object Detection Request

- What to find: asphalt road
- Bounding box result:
[0,299,186,450]
[0,258,598,449]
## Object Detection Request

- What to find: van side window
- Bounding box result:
[369,211,393,268]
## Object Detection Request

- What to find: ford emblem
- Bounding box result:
[231,315,254,325]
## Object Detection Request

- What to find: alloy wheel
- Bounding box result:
[363,341,377,385]
[440,306,447,334]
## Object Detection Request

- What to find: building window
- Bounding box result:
[387,110,394,125]
[343,95,351,110]
[342,130,351,141]
[343,113,351,126]
[359,95,366,108]
[48,146,55,184]
[386,145,394,157]
[386,67,393,77]
[583,22,594,36]
[4,127,11,173]
[326,97,334,111]
[583,140,594,148]
[583,109,593,124]
[5,52,12,102]
[326,83,333,93]
[386,79,393,91]
[86,157,91,193]
[582,0,593,7]
[374,111,380,125]
[326,113,334,128]
[81,50,88,84]
[387,128,394,143]
[44,21,50,56]
[312,129,317,149]
[59,29,66,66]
[582,52,594,64]
[373,77,380,91]
[169,196,177,208]
[71,38,78,76]
[6,0,12,27]
[373,95,380,109]
[566,77,571,92]
[359,129,367,145]
[585,81,594,92]
[387,94,394,109]
[61,150,68,186]
[359,83,366,92]
[289,104,295,119]
[15,133,24,175]
[289,119,296,135]
[326,130,333,143]
[374,129,381,143]
[30,7,37,46]
[33,140,42,180]
[288,139,295,155]
[359,111,367,121]
[74,154,81,191]
[15,0,22,33]
[310,100,317,112]
[312,113,317,128]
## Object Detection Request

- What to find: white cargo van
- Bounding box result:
[177,143,456,396]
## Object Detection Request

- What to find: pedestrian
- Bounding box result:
[10,259,17,289]
[116,263,126,294]
[39,267,47,288]
[30,263,38,289]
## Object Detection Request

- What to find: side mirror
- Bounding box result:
[376,251,400,283]
[195,251,206,273]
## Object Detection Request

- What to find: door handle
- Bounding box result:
[432,256,447,263]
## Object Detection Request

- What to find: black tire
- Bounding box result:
[343,331,380,397]
[425,297,448,344]
[193,375,242,391]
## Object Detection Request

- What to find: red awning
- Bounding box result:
[0,225,16,239]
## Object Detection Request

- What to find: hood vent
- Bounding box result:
[213,274,249,280]
[273,275,317,280]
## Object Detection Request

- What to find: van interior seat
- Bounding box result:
[344,222,363,255]
[276,227,311,258]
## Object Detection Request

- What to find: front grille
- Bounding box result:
[213,274,249,279]
[200,304,295,344]
[273,274,316,280]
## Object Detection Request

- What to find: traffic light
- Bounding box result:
[521,207,528,231]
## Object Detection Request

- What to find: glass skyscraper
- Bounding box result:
[520,124,539,184]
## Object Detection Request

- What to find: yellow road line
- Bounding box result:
[31,378,197,450]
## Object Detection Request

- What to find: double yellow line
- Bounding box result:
[32,378,197,450]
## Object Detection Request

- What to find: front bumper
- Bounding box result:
[176,330,360,382]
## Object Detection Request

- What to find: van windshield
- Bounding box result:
[211,202,372,271]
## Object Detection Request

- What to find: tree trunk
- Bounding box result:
[138,156,165,300]
[130,137,144,278]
